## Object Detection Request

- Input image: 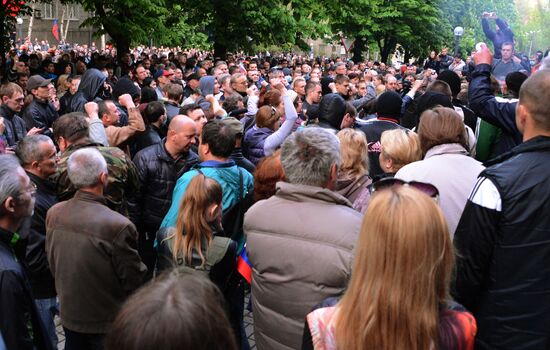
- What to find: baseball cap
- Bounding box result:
[153,69,174,80]
[221,117,244,136]
[27,75,52,91]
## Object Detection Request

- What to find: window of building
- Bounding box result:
[43,3,58,19]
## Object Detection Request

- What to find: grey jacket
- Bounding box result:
[244,182,362,350]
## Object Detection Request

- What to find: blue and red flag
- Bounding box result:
[237,244,252,284]
[52,19,59,41]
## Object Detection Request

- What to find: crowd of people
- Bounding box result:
[1,11,550,350]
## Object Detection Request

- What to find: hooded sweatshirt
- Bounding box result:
[67,68,107,113]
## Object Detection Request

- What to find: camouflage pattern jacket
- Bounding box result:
[54,140,140,216]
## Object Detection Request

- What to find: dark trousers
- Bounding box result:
[63,328,104,350]
[138,226,158,280]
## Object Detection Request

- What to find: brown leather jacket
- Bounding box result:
[46,190,147,334]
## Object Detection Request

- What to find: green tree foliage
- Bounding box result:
[0,0,31,68]
[440,0,519,55]
[327,0,445,63]
[514,0,550,56]
[169,0,329,57]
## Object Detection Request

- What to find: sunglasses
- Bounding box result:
[369,178,439,199]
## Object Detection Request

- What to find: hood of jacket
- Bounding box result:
[317,93,346,130]
[78,68,107,101]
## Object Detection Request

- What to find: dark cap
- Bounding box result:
[153,69,174,80]
[186,73,200,82]
[221,117,244,136]
[27,75,52,91]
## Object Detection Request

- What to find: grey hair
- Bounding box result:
[280,127,341,187]
[0,155,24,210]
[15,135,54,166]
[67,148,108,189]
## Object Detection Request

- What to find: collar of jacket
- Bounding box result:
[485,135,550,167]
[63,140,103,154]
[425,143,469,159]
[199,160,236,168]
[275,182,353,207]
[0,104,16,119]
[73,190,107,205]
[26,171,57,194]
[0,226,18,249]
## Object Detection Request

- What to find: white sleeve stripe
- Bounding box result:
[470,177,502,211]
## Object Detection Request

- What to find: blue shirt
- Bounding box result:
[160,160,254,228]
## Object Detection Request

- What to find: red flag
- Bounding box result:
[52,19,59,41]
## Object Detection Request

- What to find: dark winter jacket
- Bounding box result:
[130,124,163,158]
[468,63,521,155]
[231,147,256,174]
[243,127,271,165]
[22,98,58,137]
[18,172,58,299]
[0,104,27,147]
[453,136,550,350]
[129,140,199,233]
[0,227,55,350]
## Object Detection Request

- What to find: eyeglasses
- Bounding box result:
[369,178,439,199]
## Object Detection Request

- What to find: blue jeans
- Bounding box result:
[34,297,59,349]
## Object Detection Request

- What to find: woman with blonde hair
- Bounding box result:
[303,186,476,350]
[335,128,372,213]
[379,129,422,177]
[156,173,246,346]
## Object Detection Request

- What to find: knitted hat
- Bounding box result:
[376,91,403,119]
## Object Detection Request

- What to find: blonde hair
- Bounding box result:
[335,186,454,350]
[380,129,422,172]
[336,128,369,179]
[171,174,223,266]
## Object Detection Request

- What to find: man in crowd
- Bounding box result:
[163,83,184,122]
[492,42,524,83]
[180,103,207,154]
[46,147,146,349]
[0,83,28,148]
[160,119,253,228]
[15,135,59,349]
[245,127,362,350]
[96,94,145,149]
[130,115,198,276]
[453,67,550,350]
[53,112,140,215]
[0,155,55,350]
[154,69,174,100]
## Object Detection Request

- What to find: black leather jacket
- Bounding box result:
[129,140,199,233]
[22,98,58,137]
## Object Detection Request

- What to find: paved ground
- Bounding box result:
[56,293,256,349]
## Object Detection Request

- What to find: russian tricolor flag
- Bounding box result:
[237,244,252,284]
[52,19,59,41]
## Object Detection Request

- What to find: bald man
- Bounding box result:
[454,69,550,349]
[129,115,199,276]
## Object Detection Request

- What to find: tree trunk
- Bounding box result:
[351,36,364,63]
[404,49,412,64]
[214,41,227,59]
[27,3,34,41]
[115,37,130,62]
[380,36,397,63]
